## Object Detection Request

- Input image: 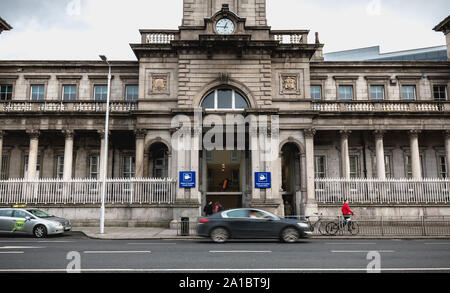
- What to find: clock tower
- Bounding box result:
[182,0,267,27]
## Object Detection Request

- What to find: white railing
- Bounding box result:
[312,102,448,112]
[0,178,176,205]
[0,101,137,113]
[315,178,450,204]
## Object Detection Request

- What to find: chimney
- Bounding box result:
[433,15,450,60]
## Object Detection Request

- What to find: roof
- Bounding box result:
[433,15,450,32]
[0,17,12,32]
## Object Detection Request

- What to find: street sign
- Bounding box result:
[179,171,196,188]
[255,172,271,189]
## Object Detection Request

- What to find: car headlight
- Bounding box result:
[297,222,309,229]
[52,222,63,228]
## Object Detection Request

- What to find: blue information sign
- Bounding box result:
[255,172,271,189]
[179,171,196,188]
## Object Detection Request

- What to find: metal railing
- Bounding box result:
[315,178,450,204]
[0,178,176,205]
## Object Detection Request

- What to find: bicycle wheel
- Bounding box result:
[348,221,359,235]
[318,221,329,235]
[326,222,339,236]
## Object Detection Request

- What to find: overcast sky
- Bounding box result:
[0,0,448,60]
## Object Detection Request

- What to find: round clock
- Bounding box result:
[216,18,235,35]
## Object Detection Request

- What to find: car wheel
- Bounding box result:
[33,225,47,238]
[210,227,229,243]
[281,227,299,243]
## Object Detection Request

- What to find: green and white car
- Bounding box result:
[0,208,72,238]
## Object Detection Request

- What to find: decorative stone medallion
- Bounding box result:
[279,74,300,95]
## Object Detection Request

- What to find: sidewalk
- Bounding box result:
[72,227,201,240]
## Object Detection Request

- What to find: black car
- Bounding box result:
[196,208,311,243]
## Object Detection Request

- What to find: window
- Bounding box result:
[94,85,108,101]
[89,156,99,179]
[349,155,359,178]
[406,155,424,178]
[370,85,385,100]
[62,85,77,101]
[56,156,64,179]
[0,209,13,217]
[225,210,248,218]
[314,156,326,178]
[0,85,12,100]
[201,89,249,110]
[385,155,392,178]
[23,155,41,179]
[310,85,322,100]
[231,150,238,162]
[206,151,214,162]
[13,210,30,219]
[122,155,135,178]
[125,85,138,101]
[339,85,353,100]
[30,85,45,101]
[402,85,416,100]
[433,85,447,101]
[438,155,447,178]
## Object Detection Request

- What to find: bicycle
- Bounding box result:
[305,212,330,235]
[326,215,359,236]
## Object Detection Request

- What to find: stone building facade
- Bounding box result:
[0,2,449,224]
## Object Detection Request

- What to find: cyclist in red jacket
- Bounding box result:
[341,199,354,225]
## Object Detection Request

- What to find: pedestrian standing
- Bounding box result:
[203,201,213,216]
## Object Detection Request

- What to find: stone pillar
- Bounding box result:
[374,130,386,179]
[27,130,40,180]
[304,128,317,215]
[62,130,74,180]
[340,130,352,179]
[250,125,261,202]
[175,128,188,201]
[135,129,146,178]
[445,131,450,177]
[409,130,422,179]
[190,127,201,203]
[0,131,5,178]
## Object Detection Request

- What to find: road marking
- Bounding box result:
[0,268,449,272]
[424,243,450,245]
[127,243,177,245]
[0,251,24,254]
[331,250,395,253]
[83,251,151,254]
[0,241,74,243]
[325,242,377,245]
[209,250,272,253]
[0,246,45,249]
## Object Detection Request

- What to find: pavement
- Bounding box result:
[72,226,450,240]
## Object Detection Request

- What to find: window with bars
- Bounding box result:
[89,156,99,179]
[370,85,385,100]
[94,85,108,101]
[433,85,447,101]
[349,155,359,178]
[384,155,392,178]
[1,155,9,180]
[31,85,45,101]
[310,85,322,100]
[438,155,447,178]
[122,155,135,178]
[314,155,326,178]
[62,85,77,101]
[339,85,353,100]
[0,85,13,100]
[56,156,64,179]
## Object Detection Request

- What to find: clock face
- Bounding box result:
[216,18,235,35]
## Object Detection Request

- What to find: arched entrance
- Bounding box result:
[281,143,302,217]
[148,142,169,178]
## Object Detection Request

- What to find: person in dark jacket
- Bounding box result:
[203,201,213,216]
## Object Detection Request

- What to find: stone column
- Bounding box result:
[0,131,5,178]
[135,129,146,178]
[409,130,422,179]
[304,128,317,215]
[374,130,386,179]
[175,127,188,201]
[190,127,201,202]
[445,131,450,177]
[62,130,74,180]
[340,130,352,179]
[27,130,40,180]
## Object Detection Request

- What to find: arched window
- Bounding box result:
[201,88,249,110]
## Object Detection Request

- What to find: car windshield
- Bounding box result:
[249,210,277,220]
[27,209,54,218]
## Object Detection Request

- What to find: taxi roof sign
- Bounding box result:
[12,204,27,208]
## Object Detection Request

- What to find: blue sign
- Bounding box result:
[179,171,196,188]
[255,172,271,189]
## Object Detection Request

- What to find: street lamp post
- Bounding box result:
[99,55,111,234]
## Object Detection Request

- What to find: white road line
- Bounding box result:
[0,268,449,272]
[209,250,272,253]
[0,246,45,249]
[325,242,377,245]
[331,250,395,253]
[127,243,177,245]
[424,243,450,245]
[0,251,24,254]
[83,251,151,254]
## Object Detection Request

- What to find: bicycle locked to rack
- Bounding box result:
[305,212,332,235]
